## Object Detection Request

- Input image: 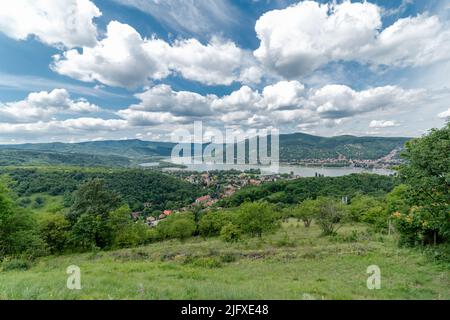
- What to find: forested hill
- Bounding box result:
[0,139,175,159]
[0,133,410,166]
[279,133,410,161]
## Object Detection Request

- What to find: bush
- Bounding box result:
[199,211,233,237]
[314,197,347,236]
[38,213,70,254]
[349,195,388,232]
[113,222,151,248]
[68,214,101,251]
[157,213,196,240]
[220,223,242,243]
[235,202,280,238]
[1,258,32,271]
[32,196,45,209]
[291,199,319,227]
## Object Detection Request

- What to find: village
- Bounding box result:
[131,169,299,227]
[284,148,404,169]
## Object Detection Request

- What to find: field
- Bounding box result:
[0,221,448,300]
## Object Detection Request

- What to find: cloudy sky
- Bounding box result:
[0,0,449,144]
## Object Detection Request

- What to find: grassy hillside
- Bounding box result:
[0,221,447,300]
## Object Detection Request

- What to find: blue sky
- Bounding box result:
[0,0,449,143]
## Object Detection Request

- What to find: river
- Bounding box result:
[140,159,395,177]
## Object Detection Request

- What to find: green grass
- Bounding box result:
[0,221,448,300]
[18,193,65,215]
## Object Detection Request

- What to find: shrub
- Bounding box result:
[113,222,151,248]
[68,213,101,251]
[157,213,196,240]
[314,197,347,236]
[38,213,70,254]
[220,223,242,243]
[291,199,319,227]
[199,211,233,237]
[1,258,32,271]
[235,202,280,238]
[349,195,388,232]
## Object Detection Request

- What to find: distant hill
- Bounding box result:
[0,133,410,167]
[279,133,410,161]
[0,139,174,159]
[0,149,132,167]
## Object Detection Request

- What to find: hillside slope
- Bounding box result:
[0,222,447,299]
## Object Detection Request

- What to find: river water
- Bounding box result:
[140,159,395,177]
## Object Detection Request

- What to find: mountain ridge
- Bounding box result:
[0,132,411,165]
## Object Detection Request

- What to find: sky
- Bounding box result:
[0,0,449,144]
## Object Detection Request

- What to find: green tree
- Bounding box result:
[236,202,279,238]
[292,199,318,227]
[0,182,46,258]
[397,122,450,244]
[315,197,347,236]
[348,195,388,231]
[66,179,122,249]
[107,205,150,248]
[199,211,233,237]
[38,213,70,254]
[66,178,122,224]
[157,213,196,240]
[69,213,101,251]
[220,223,242,243]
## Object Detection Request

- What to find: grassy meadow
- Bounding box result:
[0,220,448,300]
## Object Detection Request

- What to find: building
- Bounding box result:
[195,195,211,205]
[163,210,173,216]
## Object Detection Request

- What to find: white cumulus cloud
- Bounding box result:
[254,0,450,78]
[52,21,260,88]
[438,108,450,119]
[0,89,101,123]
[369,120,400,128]
[0,0,101,48]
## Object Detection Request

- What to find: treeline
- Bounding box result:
[220,173,397,207]
[0,167,201,212]
[279,133,408,161]
[0,149,132,167]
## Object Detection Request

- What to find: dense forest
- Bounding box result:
[279,133,409,161]
[0,149,132,167]
[220,173,397,207]
[0,167,201,212]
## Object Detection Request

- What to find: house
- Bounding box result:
[195,195,211,205]
[223,185,237,197]
[159,213,166,220]
[163,210,173,216]
[205,199,218,207]
[201,172,212,186]
[249,179,261,186]
[146,216,156,222]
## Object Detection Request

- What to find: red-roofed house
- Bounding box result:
[195,195,211,205]
[163,210,173,216]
